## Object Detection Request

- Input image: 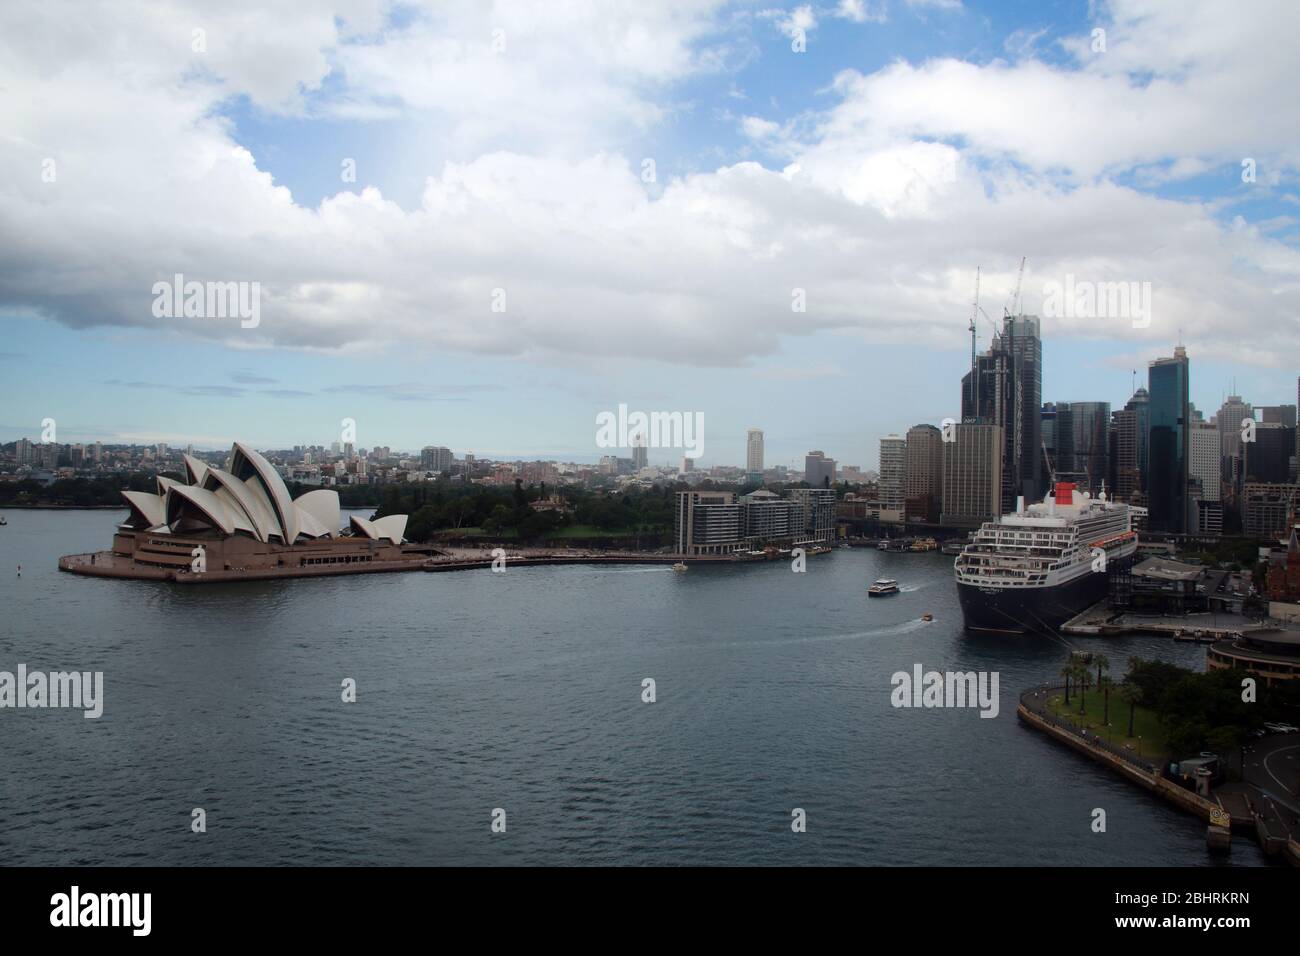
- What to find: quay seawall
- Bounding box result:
[58,551,428,584]
[422,549,828,572]
[60,546,829,582]
[1017,686,1221,825]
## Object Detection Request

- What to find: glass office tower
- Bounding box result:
[1147,347,1190,533]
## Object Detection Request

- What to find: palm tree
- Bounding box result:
[1099,675,1113,726]
[1074,659,1089,715]
[1094,653,1110,691]
[1117,681,1143,738]
[1060,660,1074,706]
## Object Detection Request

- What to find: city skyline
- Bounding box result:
[4,1,1300,468]
[5,336,1297,472]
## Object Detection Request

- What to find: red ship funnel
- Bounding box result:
[1054,482,1076,505]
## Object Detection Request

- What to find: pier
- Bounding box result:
[1061,598,1263,641]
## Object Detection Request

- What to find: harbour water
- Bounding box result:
[0,509,1269,866]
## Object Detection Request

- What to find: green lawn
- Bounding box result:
[452,526,518,538]
[1046,688,1170,760]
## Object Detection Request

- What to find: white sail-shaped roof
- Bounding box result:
[122,490,166,529]
[183,454,209,486]
[201,467,275,542]
[230,442,298,543]
[165,484,236,535]
[294,489,341,539]
[350,513,407,544]
[117,441,407,550]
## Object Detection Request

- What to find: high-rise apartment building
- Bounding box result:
[746,428,764,477]
[420,446,453,473]
[879,435,907,515]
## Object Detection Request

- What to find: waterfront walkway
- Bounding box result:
[1019,684,1162,774]
[1019,683,1300,864]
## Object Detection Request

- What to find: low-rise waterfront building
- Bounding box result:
[1207,629,1300,685]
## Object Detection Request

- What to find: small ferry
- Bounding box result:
[868,579,900,597]
[672,562,688,573]
[921,612,934,622]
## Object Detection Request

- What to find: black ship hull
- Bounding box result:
[957,570,1107,636]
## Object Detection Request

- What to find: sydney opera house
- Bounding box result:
[60,442,429,582]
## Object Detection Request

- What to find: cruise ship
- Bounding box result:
[954,482,1137,635]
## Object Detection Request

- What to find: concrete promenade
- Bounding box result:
[1019,684,1300,864]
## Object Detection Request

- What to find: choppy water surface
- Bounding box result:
[0,510,1268,865]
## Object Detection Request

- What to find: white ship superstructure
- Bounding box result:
[955,482,1136,634]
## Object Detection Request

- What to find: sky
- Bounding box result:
[2,0,1299,470]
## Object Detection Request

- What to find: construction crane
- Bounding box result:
[968,267,980,418]
[1005,256,1026,318]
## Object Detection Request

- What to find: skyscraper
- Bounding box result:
[941,423,1004,527]
[632,433,648,471]
[804,450,836,488]
[1003,315,1044,501]
[1125,387,1150,491]
[1109,406,1141,501]
[879,435,907,516]
[1247,422,1294,484]
[1217,394,1252,491]
[746,428,764,477]
[1190,420,1222,534]
[1148,346,1190,533]
[1066,401,1110,495]
[961,315,1043,509]
[905,424,943,523]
